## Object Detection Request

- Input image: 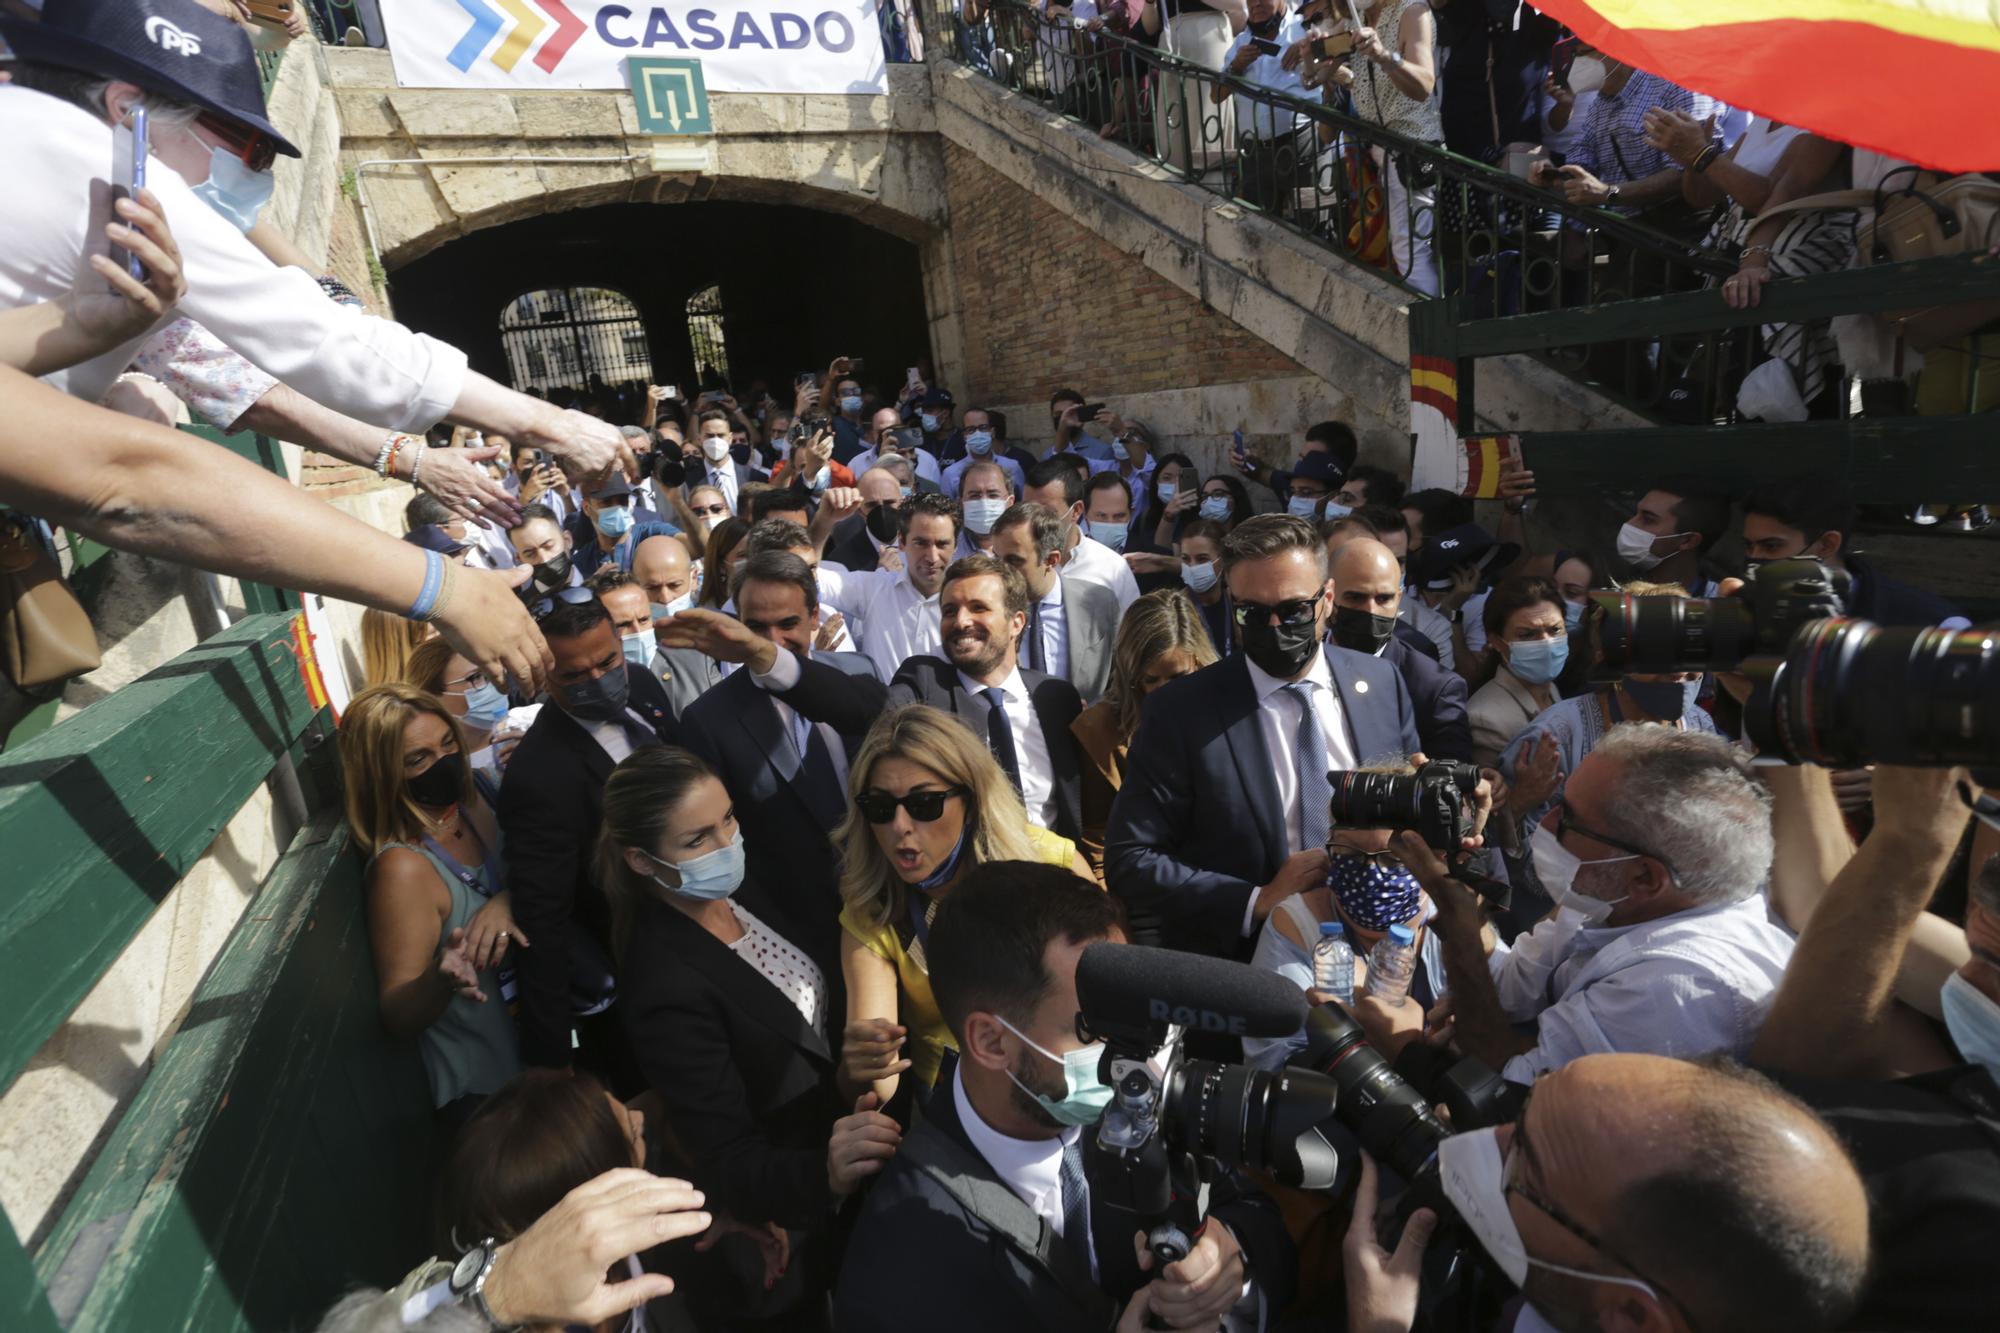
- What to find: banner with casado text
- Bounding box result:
[380,0,887,95]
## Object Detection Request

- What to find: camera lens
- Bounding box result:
[1592,589,1757,674]
[1297,1005,1447,1181]
[1759,618,2000,767]
[1161,1058,1344,1190]
[1329,771,1421,831]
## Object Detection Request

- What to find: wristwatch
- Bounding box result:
[450,1239,520,1332]
[1605,184,1622,207]
[1381,50,1404,67]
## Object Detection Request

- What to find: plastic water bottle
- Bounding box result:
[1367,924,1419,1005]
[1311,922,1355,1004]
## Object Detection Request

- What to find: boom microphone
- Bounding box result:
[1076,943,1307,1044]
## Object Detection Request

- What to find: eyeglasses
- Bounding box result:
[1554,798,1678,883]
[196,112,278,173]
[444,667,490,692]
[691,504,729,519]
[1232,597,1320,628]
[855,787,968,825]
[528,586,596,621]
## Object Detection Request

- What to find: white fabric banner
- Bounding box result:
[380,0,887,95]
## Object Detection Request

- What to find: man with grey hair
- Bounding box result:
[1390,723,1795,1087]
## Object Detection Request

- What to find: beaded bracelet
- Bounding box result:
[408,548,446,621]
[374,433,398,477]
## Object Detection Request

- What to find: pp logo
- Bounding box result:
[1437,537,1461,551]
[144,16,203,56]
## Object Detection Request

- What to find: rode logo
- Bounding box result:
[1149,999,1248,1035]
[144,17,203,56]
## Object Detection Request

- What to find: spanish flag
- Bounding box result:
[1533,1,2000,173]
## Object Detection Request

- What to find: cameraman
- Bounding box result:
[1391,725,1794,1085]
[1342,1052,1871,1333]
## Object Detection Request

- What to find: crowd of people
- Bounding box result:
[2,2,1997,1332]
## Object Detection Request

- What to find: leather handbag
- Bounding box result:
[0,514,101,690]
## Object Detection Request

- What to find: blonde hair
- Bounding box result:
[836,705,1041,930]
[1105,589,1218,743]
[361,608,434,688]
[338,683,473,860]
[402,636,463,695]
[1620,580,1690,598]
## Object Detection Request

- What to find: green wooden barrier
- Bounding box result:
[33,807,438,1332]
[0,612,318,1094]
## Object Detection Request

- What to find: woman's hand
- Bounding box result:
[828,1091,904,1196]
[415,446,522,526]
[465,891,530,972]
[1641,106,1713,167]
[841,1018,912,1086]
[73,189,185,348]
[1554,163,1615,206]
[1723,263,1770,309]
[1507,733,1562,819]
[433,565,554,698]
[1352,24,1386,62]
[435,927,488,1002]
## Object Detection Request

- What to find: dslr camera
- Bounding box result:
[1592,557,1848,675]
[1327,760,1480,851]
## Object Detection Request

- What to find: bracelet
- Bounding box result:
[374,434,398,477]
[1740,243,1773,260]
[408,549,446,621]
[1690,143,1721,174]
[410,446,429,490]
[427,557,461,624]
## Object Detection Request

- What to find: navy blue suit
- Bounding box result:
[1381,633,1473,761]
[1105,644,1421,957]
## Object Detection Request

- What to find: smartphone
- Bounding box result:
[1249,36,1283,57]
[1078,402,1107,423]
[108,107,148,281]
[795,371,818,387]
[848,356,867,374]
[906,366,923,391]
[661,384,680,400]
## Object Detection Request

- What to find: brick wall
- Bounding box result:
[942,143,1306,409]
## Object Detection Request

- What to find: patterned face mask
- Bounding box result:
[1325,851,1423,930]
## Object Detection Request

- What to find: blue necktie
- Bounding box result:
[1058,1134,1093,1277]
[1288,681,1330,852]
[981,686,1024,796]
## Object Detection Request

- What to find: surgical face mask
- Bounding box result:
[1615,520,1685,572]
[1563,598,1587,632]
[1505,636,1569,685]
[900,485,915,499]
[1622,675,1694,719]
[1086,519,1127,551]
[1322,501,1354,521]
[963,497,1007,536]
[1181,560,1219,595]
[920,413,941,432]
[1439,1128,1663,1300]
[1528,823,1633,925]
[190,145,275,233]
[651,591,694,621]
[1941,969,2000,1076]
[621,628,657,669]
[1287,495,1324,520]
[998,1016,1114,1128]
[1112,437,1131,462]
[559,660,631,722]
[1157,482,1177,505]
[839,394,863,414]
[963,429,994,456]
[645,828,746,902]
[458,681,509,733]
[1565,56,1611,95]
[1330,604,1397,655]
[700,435,731,463]
[807,464,832,493]
[593,504,635,539]
[406,751,465,808]
[1198,495,1232,523]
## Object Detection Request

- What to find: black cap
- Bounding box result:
[402,524,470,556]
[920,387,955,410]
[1411,523,1520,590]
[1291,451,1345,487]
[1,0,301,158]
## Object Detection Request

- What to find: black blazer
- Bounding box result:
[823,515,881,574]
[619,881,843,1230]
[773,653,1086,844]
[678,663,873,960]
[684,460,769,503]
[497,669,679,1068]
[1104,644,1421,957]
[833,1068,1291,1333]
[1394,618,1440,663]
[1382,633,1473,761]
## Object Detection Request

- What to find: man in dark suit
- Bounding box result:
[823,464,901,573]
[1106,515,1422,959]
[685,407,768,516]
[656,555,1087,844]
[1327,535,1473,761]
[498,592,678,1077]
[989,502,1120,704]
[679,551,879,958]
[834,862,1293,1333]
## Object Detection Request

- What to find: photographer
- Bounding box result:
[1398,725,1794,1085]
[1342,1052,1870,1333]
[1740,473,1967,629]
[833,862,1293,1333]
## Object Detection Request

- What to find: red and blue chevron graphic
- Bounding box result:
[446,0,587,74]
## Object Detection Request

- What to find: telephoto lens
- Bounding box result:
[1295,1003,1448,1182]
[1593,557,1848,675]
[1160,1058,1345,1190]
[1747,618,2000,768]
[1327,763,1478,851]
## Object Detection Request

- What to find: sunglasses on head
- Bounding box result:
[855,787,968,825]
[1233,597,1321,628]
[529,586,596,621]
[196,112,279,174]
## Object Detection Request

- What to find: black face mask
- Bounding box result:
[654,453,687,488]
[559,660,632,723]
[407,751,465,808]
[1249,13,1281,36]
[532,551,573,592]
[865,503,901,544]
[729,443,752,465]
[1330,605,1397,655]
[1240,604,1324,679]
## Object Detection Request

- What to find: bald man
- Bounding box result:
[1326,535,1470,761]
[1351,1052,1869,1333]
[825,465,905,574]
[630,534,719,717]
[848,408,943,490]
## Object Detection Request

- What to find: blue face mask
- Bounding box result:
[1325,854,1423,931]
[1287,495,1324,520]
[921,413,941,432]
[651,592,694,621]
[1112,438,1131,462]
[621,628,657,669]
[1505,636,1569,685]
[963,430,994,456]
[1622,675,1695,718]
[998,1016,1114,1128]
[593,504,634,539]
[900,485,914,499]
[1087,520,1128,551]
[191,147,275,233]
[458,680,509,733]
[1941,969,2000,1077]
[839,394,863,414]
[1321,501,1354,521]
[1181,560,1219,595]
[1198,495,1232,522]
[1563,599,1587,631]
[807,465,832,493]
[1157,482,1177,504]
[645,828,746,902]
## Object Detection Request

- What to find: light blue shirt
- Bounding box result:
[1223,15,1309,141]
[943,452,1026,498]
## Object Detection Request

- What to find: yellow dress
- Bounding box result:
[839,826,1080,1089]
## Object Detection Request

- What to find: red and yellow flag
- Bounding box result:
[1533,1,2000,172]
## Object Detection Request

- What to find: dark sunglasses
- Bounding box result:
[1233,597,1321,628]
[528,586,596,620]
[855,787,968,825]
[197,112,279,174]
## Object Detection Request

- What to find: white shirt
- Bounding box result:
[1248,648,1359,855]
[960,664,1058,830]
[812,564,942,681]
[1487,893,1797,1085]
[729,900,828,1034]
[951,1064,1097,1278]
[2,87,465,429]
[1062,534,1140,614]
[851,445,944,488]
[464,517,518,573]
[1222,16,1309,141]
[1020,577,1070,683]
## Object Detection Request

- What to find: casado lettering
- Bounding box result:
[596,5,857,53]
[1148,998,1248,1035]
